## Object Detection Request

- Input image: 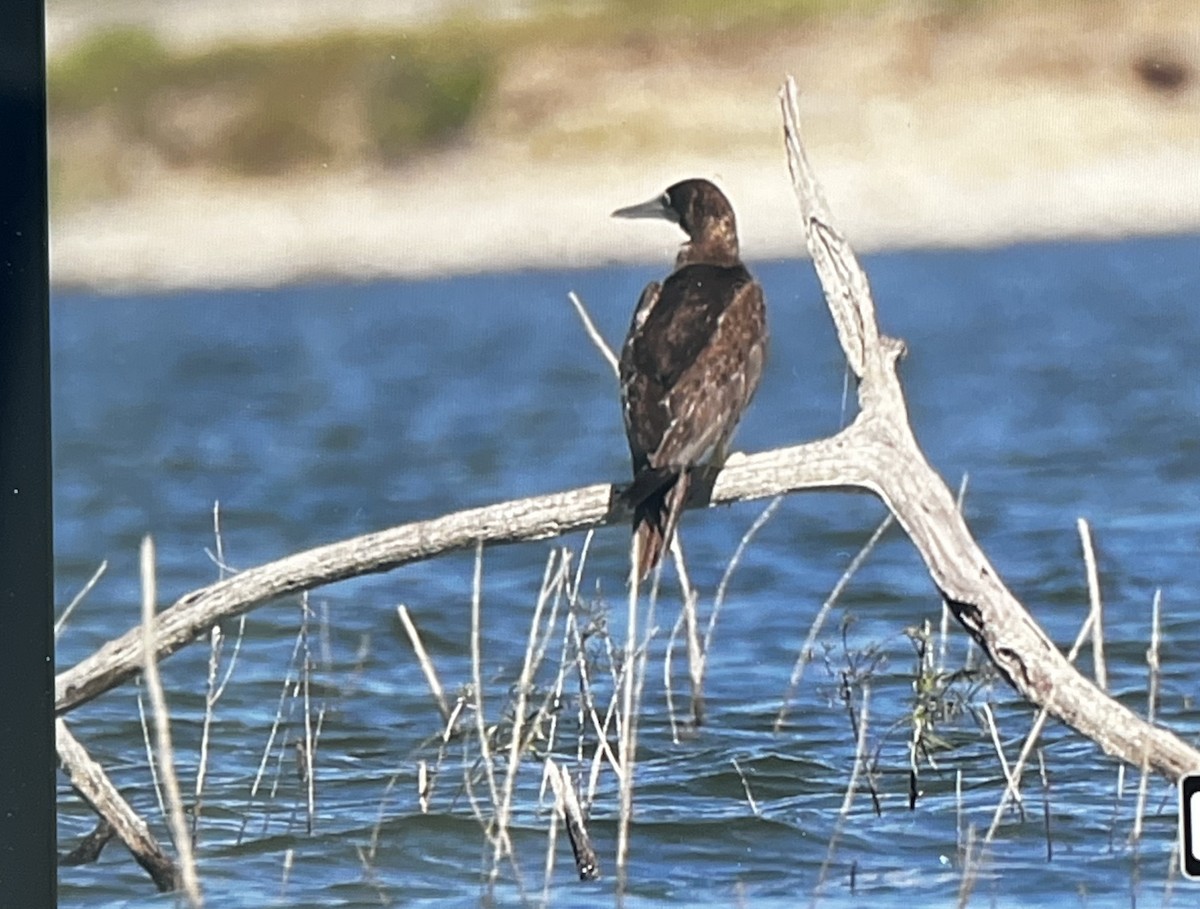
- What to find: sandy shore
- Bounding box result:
[48,1,1200,292]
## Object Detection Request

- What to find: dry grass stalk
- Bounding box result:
[670,537,705,728]
[1129,588,1163,845]
[545,756,599,880]
[239,620,305,845]
[497,549,568,863]
[55,558,107,640]
[776,511,893,732]
[298,592,319,835]
[397,604,451,721]
[467,542,508,872]
[812,681,872,907]
[136,685,167,820]
[191,624,223,838]
[980,702,1024,820]
[955,823,978,909]
[194,503,247,840]
[1077,518,1108,690]
[139,536,203,907]
[1037,748,1053,862]
[959,587,1103,904]
[731,758,761,818]
[567,291,619,376]
[615,540,642,887]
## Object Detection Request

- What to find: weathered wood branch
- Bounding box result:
[54,78,1200,785]
[56,435,865,715]
[56,718,178,891]
[776,76,1198,781]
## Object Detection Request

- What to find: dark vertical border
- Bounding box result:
[0,0,55,905]
[1183,774,1200,880]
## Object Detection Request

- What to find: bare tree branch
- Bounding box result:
[56,718,178,892]
[54,77,1200,787]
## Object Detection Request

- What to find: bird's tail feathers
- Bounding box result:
[630,470,690,583]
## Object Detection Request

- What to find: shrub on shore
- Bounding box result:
[48,26,495,182]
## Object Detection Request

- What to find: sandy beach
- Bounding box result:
[47,0,1200,292]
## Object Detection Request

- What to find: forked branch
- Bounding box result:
[55,78,1200,785]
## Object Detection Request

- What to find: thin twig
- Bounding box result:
[140,536,202,907]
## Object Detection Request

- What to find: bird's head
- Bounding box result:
[613,178,739,264]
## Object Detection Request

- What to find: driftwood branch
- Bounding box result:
[55,79,1200,785]
[56,718,177,891]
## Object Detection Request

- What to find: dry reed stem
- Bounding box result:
[731,758,761,817]
[467,542,508,871]
[1130,588,1163,845]
[192,625,222,837]
[546,756,600,880]
[1077,518,1108,690]
[710,496,782,657]
[136,686,166,820]
[775,511,893,731]
[668,535,704,727]
[616,539,641,888]
[980,702,1024,819]
[397,604,451,721]
[299,592,317,834]
[955,768,964,864]
[497,549,563,859]
[958,597,1101,904]
[139,536,202,906]
[955,824,978,909]
[812,682,872,907]
[1037,748,1053,862]
[567,291,619,376]
[242,621,306,842]
[55,559,107,639]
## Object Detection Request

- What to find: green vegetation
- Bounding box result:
[49,26,494,177]
[46,0,1005,200]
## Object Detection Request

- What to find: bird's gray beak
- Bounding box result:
[612,195,677,222]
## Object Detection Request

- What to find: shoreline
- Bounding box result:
[51,140,1200,293]
[48,1,1200,293]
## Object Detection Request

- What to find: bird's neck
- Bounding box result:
[675,237,741,268]
[675,217,740,268]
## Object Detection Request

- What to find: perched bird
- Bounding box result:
[612,179,768,581]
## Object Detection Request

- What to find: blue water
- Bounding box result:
[53,234,1200,907]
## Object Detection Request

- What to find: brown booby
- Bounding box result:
[613,178,768,581]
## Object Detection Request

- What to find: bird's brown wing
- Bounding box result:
[617,265,767,581]
[628,268,768,472]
